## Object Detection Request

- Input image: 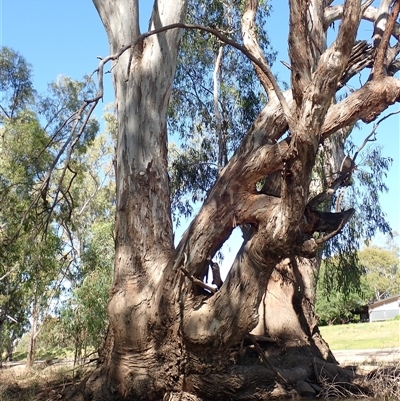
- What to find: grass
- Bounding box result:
[0,362,91,401]
[319,319,400,350]
[11,346,75,362]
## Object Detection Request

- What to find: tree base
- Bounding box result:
[64,342,369,401]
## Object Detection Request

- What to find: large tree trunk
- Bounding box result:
[71,1,400,400]
[91,0,187,398]
[250,0,349,361]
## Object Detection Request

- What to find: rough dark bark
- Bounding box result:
[67,0,400,400]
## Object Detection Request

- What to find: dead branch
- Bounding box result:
[78,162,113,216]
[372,0,400,78]
[353,109,400,163]
[213,45,226,172]
[247,333,288,384]
[180,266,217,294]
[181,254,217,294]
[338,40,374,88]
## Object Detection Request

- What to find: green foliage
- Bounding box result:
[359,245,400,301]
[319,138,393,297]
[59,221,114,362]
[316,244,400,326]
[0,47,104,364]
[0,46,35,120]
[168,0,276,223]
[315,260,372,326]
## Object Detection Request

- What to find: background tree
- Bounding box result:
[0,46,103,368]
[359,245,400,301]
[315,259,373,325]
[315,243,400,325]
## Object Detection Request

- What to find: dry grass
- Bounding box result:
[318,361,400,400]
[1,349,398,400]
[0,362,90,401]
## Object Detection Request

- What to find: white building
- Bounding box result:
[368,295,400,322]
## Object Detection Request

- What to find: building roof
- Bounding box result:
[368,294,400,310]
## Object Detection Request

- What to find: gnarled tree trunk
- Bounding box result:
[72,1,400,400]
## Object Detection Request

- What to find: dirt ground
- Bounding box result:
[333,347,400,366]
[1,349,399,400]
[0,359,90,401]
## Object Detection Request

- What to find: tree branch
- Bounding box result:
[87,22,293,131]
[241,0,274,97]
[322,76,400,138]
[213,46,226,172]
[372,0,400,78]
[310,0,361,111]
[288,0,312,104]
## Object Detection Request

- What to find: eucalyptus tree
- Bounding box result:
[315,244,400,325]
[73,0,400,399]
[359,245,400,300]
[168,0,393,339]
[0,46,34,121]
[59,121,116,364]
[0,47,101,367]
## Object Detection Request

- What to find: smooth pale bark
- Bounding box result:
[25,300,39,370]
[92,0,187,398]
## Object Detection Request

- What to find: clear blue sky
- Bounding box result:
[1,0,399,246]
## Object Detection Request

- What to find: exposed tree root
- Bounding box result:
[59,343,400,401]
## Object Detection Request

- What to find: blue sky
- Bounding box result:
[1,0,399,250]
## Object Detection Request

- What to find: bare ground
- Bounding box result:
[0,349,399,401]
[333,347,400,367]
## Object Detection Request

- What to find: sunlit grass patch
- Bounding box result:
[320,319,400,350]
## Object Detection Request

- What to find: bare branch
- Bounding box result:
[311,0,361,105]
[364,4,400,39]
[372,0,394,50]
[288,0,312,103]
[241,0,274,97]
[78,162,113,216]
[338,40,374,88]
[180,254,217,294]
[372,0,400,78]
[213,46,226,172]
[353,109,400,162]
[0,266,18,281]
[87,22,294,130]
[325,0,374,28]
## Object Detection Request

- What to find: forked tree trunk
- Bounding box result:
[72,1,400,400]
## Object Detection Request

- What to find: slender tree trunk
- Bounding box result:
[26,300,39,370]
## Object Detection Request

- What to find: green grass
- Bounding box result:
[11,346,75,362]
[319,319,400,350]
